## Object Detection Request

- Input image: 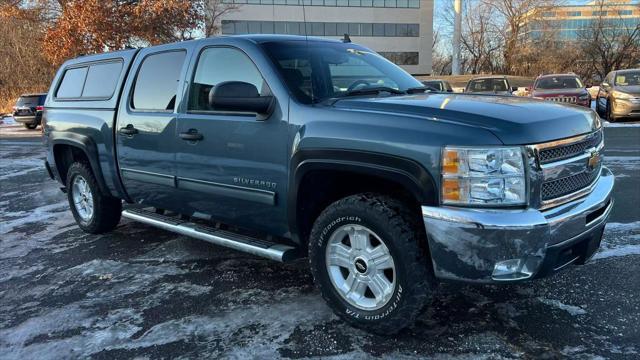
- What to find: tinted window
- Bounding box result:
[132,51,186,111]
[467,78,508,92]
[189,47,266,112]
[83,61,123,98]
[56,67,88,98]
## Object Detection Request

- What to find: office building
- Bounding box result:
[219,0,434,75]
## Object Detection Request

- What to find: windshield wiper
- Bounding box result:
[343,86,405,97]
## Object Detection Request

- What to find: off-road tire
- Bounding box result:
[66,162,122,234]
[309,193,433,334]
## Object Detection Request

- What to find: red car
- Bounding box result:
[529,74,591,108]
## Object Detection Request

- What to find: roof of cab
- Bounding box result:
[226,34,344,43]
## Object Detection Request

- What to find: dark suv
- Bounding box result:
[13,93,47,129]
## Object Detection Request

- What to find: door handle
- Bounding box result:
[119,124,138,136]
[179,129,203,141]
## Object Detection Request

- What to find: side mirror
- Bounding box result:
[209,81,274,115]
[601,82,610,88]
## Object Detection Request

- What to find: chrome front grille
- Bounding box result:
[529,129,604,209]
[538,130,602,164]
[541,164,601,200]
[547,96,577,104]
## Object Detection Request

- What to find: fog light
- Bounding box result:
[492,257,540,281]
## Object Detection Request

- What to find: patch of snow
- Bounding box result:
[537,297,587,316]
[603,121,640,127]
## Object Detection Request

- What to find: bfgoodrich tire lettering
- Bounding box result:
[66,162,122,234]
[309,193,433,334]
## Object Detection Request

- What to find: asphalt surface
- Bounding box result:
[1,123,639,359]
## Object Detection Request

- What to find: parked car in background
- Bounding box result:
[529,74,591,108]
[596,69,640,122]
[465,76,517,95]
[421,79,453,92]
[13,93,47,129]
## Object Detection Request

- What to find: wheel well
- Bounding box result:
[295,169,427,245]
[53,144,91,185]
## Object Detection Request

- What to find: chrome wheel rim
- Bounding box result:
[72,175,94,221]
[325,224,396,311]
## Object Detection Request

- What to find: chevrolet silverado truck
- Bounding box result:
[43,35,614,334]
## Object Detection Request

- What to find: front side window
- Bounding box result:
[132,51,186,111]
[188,47,267,112]
[262,41,423,104]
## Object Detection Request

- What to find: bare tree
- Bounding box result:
[201,0,240,36]
[482,0,558,74]
[576,0,640,81]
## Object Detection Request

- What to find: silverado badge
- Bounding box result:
[588,151,601,171]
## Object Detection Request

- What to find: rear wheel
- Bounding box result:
[66,162,122,234]
[309,193,433,334]
[24,123,37,129]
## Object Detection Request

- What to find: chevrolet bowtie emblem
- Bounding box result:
[588,151,601,171]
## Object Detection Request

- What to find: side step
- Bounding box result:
[121,208,299,262]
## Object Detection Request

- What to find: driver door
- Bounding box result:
[174,46,289,236]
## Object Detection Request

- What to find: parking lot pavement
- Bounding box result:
[1,130,639,359]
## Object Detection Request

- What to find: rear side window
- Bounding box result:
[55,60,123,100]
[56,67,88,98]
[132,51,186,111]
[82,62,123,98]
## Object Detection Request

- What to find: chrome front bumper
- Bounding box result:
[422,166,614,283]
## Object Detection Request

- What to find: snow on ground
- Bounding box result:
[1,136,639,358]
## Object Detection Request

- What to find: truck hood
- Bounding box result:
[331,93,600,145]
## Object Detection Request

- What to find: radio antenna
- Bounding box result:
[301,0,314,103]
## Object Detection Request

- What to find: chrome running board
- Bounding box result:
[122,208,299,262]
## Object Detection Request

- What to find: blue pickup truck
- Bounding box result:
[42,35,614,333]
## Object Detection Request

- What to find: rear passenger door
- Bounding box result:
[116,47,189,210]
[175,45,289,236]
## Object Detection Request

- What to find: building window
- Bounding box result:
[566,11,581,17]
[221,20,419,37]
[224,0,420,7]
[378,52,419,65]
[542,11,556,18]
[592,11,607,16]
[618,10,632,16]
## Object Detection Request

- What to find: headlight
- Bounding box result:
[442,146,526,206]
[613,91,632,100]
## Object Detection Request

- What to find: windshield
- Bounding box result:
[467,78,508,92]
[16,95,44,107]
[535,76,583,90]
[615,71,640,86]
[261,41,423,103]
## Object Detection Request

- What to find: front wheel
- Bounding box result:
[66,162,122,234]
[309,193,433,334]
